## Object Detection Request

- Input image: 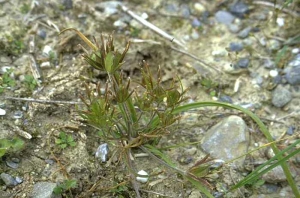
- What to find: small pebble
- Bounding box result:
[237,58,250,68]
[292,48,299,54]
[269,70,278,77]
[268,39,281,51]
[211,49,227,57]
[229,1,249,18]
[0,173,17,187]
[113,20,127,29]
[43,45,52,56]
[13,111,23,119]
[273,75,282,84]
[285,66,300,85]
[45,159,55,165]
[180,4,190,18]
[288,54,300,67]
[276,17,285,27]
[228,24,240,33]
[219,95,233,103]
[191,29,200,40]
[215,10,235,25]
[62,0,73,10]
[286,126,295,135]
[136,170,148,183]
[95,143,109,162]
[40,61,51,68]
[15,177,23,184]
[37,29,47,40]
[0,108,6,116]
[237,27,251,39]
[191,17,201,28]
[271,85,292,107]
[263,59,275,69]
[0,66,12,74]
[229,42,244,52]
[6,160,19,169]
[254,75,263,85]
[194,3,206,13]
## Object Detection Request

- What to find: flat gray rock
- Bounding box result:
[215,10,235,25]
[201,115,249,168]
[31,182,61,198]
[271,85,292,107]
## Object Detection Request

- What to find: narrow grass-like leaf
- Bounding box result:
[230,138,300,191]
[59,28,98,51]
[185,176,214,198]
[144,144,176,168]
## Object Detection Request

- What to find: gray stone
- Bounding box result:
[31,182,60,198]
[219,95,233,103]
[180,4,190,18]
[263,59,275,69]
[164,3,179,13]
[285,66,300,85]
[271,85,292,107]
[258,183,280,194]
[13,110,23,119]
[229,42,244,52]
[288,54,300,67]
[261,166,287,183]
[238,27,252,38]
[62,0,72,10]
[0,173,17,187]
[215,10,235,25]
[37,29,47,40]
[95,1,123,17]
[6,159,19,169]
[286,126,295,135]
[201,115,249,168]
[268,39,282,51]
[0,108,6,116]
[0,55,12,64]
[230,1,250,18]
[237,58,250,68]
[191,17,201,28]
[191,29,200,40]
[228,24,240,33]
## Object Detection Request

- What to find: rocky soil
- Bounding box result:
[0,0,300,197]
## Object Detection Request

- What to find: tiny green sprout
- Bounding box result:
[24,75,38,91]
[0,68,16,94]
[55,131,76,149]
[48,51,57,63]
[20,3,30,14]
[53,179,77,195]
[0,137,24,157]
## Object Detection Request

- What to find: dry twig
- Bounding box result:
[121,5,186,48]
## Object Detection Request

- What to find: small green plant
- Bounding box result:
[24,75,38,92]
[49,51,57,63]
[5,34,25,55]
[200,77,218,97]
[55,131,76,149]
[0,137,24,157]
[53,179,77,195]
[20,3,30,14]
[0,68,16,94]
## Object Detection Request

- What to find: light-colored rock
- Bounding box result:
[0,108,6,116]
[31,182,61,198]
[201,115,249,168]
